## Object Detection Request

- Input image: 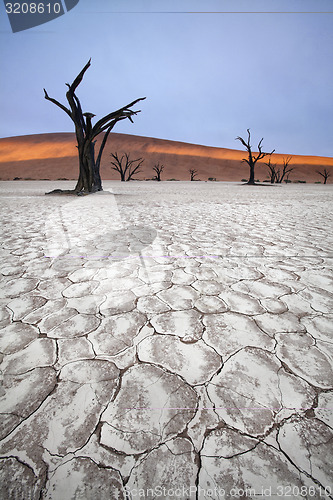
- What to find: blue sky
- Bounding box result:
[0,0,332,156]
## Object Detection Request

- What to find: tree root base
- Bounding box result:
[45,189,90,196]
[243,182,276,187]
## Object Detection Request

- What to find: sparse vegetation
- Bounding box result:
[208,177,216,181]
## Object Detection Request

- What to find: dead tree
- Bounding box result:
[110,152,144,181]
[265,159,278,183]
[316,168,331,184]
[152,162,164,181]
[189,169,198,181]
[275,156,294,183]
[44,59,145,193]
[236,129,275,185]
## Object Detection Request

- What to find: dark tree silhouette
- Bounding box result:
[265,159,278,184]
[44,59,145,193]
[236,129,275,185]
[275,156,294,183]
[152,162,164,181]
[316,168,331,184]
[189,169,198,181]
[266,156,294,184]
[110,152,144,181]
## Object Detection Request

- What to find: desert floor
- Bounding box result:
[0,180,332,499]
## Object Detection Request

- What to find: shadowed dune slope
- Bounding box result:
[0,132,332,182]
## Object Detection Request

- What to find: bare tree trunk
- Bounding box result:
[248,159,255,185]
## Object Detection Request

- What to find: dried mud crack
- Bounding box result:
[0,180,332,499]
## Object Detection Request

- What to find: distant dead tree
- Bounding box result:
[316,168,331,184]
[236,129,275,185]
[265,159,278,183]
[43,59,145,194]
[110,152,144,181]
[266,156,294,184]
[275,156,294,183]
[152,162,164,181]
[189,169,198,181]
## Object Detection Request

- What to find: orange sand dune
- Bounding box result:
[0,134,77,162]
[0,132,332,183]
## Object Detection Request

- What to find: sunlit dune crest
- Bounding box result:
[144,143,242,159]
[0,134,77,162]
[0,132,332,182]
[145,143,333,165]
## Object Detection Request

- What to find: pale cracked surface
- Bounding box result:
[0,180,332,499]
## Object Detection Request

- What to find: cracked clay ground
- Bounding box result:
[0,180,332,499]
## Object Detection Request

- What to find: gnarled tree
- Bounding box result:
[316,168,331,184]
[110,152,144,181]
[44,59,145,193]
[152,162,164,181]
[236,129,275,185]
[265,159,278,183]
[189,168,198,181]
[265,156,294,183]
[275,156,294,183]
